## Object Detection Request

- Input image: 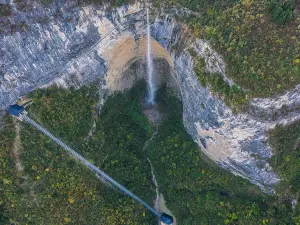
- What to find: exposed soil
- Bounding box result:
[142,105,176,225]
[159,194,177,225]
[12,119,23,172]
[143,101,163,125]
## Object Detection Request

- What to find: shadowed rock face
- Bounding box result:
[2,1,294,192]
[119,58,175,92]
[104,36,174,92]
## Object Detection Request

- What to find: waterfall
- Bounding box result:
[146,7,156,105]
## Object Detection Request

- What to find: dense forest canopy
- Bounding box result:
[0,82,298,224]
[177,0,300,100]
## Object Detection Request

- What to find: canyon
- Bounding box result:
[1,1,299,194]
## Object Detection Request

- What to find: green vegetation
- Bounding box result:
[0,116,16,225]
[80,0,134,8]
[194,57,248,111]
[14,0,35,12]
[269,121,300,220]
[1,0,300,223]
[1,83,155,224]
[161,0,239,11]
[0,82,298,224]
[40,0,55,6]
[167,0,300,98]
[0,4,12,17]
[146,86,295,224]
[267,0,295,25]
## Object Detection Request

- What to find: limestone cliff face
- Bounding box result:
[2,1,297,192]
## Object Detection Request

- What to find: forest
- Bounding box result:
[0,81,298,224]
[193,56,248,112]
[269,121,300,206]
[166,0,300,99]
[0,83,155,224]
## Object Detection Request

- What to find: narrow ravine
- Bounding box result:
[147,157,177,225]
[147,158,159,215]
[143,130,176,225]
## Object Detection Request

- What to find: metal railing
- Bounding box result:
[20,113,161,218]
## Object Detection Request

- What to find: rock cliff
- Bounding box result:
[3,1,299,192]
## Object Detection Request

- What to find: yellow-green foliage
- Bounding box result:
[0,4,12,17]
[1,83,155,224]
[0,116,16,225]
[0,82,297,224]
[194,57,248,111]
[268,121,300,223]
[181,0,300,98]
[146,87,295,224]
[269,122,300,203]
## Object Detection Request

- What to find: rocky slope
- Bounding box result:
[2,1,299,192]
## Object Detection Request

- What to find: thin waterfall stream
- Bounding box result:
[146,6,156,105]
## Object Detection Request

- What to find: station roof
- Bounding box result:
[8,104,24,117]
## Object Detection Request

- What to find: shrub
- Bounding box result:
[194,57,248,111]
[267,0,295,25]
[0,4,12,17]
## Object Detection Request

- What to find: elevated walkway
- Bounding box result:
[8,104,173,225]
